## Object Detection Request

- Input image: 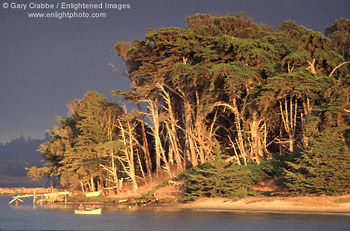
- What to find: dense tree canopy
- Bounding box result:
[29,13,350,196]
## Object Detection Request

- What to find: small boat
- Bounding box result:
[85,191,102,197]
[74,208,102,215]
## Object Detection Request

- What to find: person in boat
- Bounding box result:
[89,204,96,210]
[79,203,85,211]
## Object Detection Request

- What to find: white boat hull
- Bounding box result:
[74,208,102,215]
[85,191,102,197]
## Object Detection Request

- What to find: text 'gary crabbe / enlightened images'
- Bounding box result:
[2,2,131,19]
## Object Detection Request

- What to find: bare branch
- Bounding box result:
[306,58,316,74]
[329,61,350,77]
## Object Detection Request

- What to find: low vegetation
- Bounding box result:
[178,156,269,201]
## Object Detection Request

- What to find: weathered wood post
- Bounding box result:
[33,192,36,208]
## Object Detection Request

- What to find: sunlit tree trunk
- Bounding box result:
[127,119,137,191]
[184,99,198,167]
[232,99,248,165]
[145,98,172,176]
[90,175,95,192]
[280,97,298,153]
[249,112,262,163]
[159,85,184,173]
[136,102,152,177]
[118,118,138,191]
[301,96,312,149]
[249,111,272,162]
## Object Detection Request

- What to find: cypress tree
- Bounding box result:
[283,127,350,195]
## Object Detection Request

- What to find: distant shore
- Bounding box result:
[0,187,52,195]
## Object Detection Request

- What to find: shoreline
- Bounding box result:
[177,205,350,216]
[178,207,350,216]
[53,199,350,216]
[28,200,350,216]
[48,196,350,216]
[176,197,350,216]
[3,187,350,216]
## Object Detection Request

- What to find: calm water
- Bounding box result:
[0,195,349,230]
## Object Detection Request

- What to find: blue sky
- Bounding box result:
[1,0,349,144]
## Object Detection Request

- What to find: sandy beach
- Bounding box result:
[177,196,350,215]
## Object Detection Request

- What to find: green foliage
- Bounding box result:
[185,13,262,39]
[283,128,350,195]
[182,154,269,201]
[325,18,350,61]
[257,160,278,177]
[28,91,126,191]
[281,50,311,69]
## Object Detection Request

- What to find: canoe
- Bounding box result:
[74,208,102,215]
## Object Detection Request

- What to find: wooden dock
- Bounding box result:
[8,191,70,206]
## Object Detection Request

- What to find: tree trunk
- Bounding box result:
[136,102,152,176]
[279,97,297,153]
[127,120,138,191]
[118,117,138,191]
[183,99,198,167]
[90,175,95,192]
[250,112,264,164]
[232,98,248,164]
[152,98,162,173]
[159,85,184,172]
[147,98,172,176]
[301,96,312,149]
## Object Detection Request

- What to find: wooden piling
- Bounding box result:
[33,192,36,207]
[64,191,67,204]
